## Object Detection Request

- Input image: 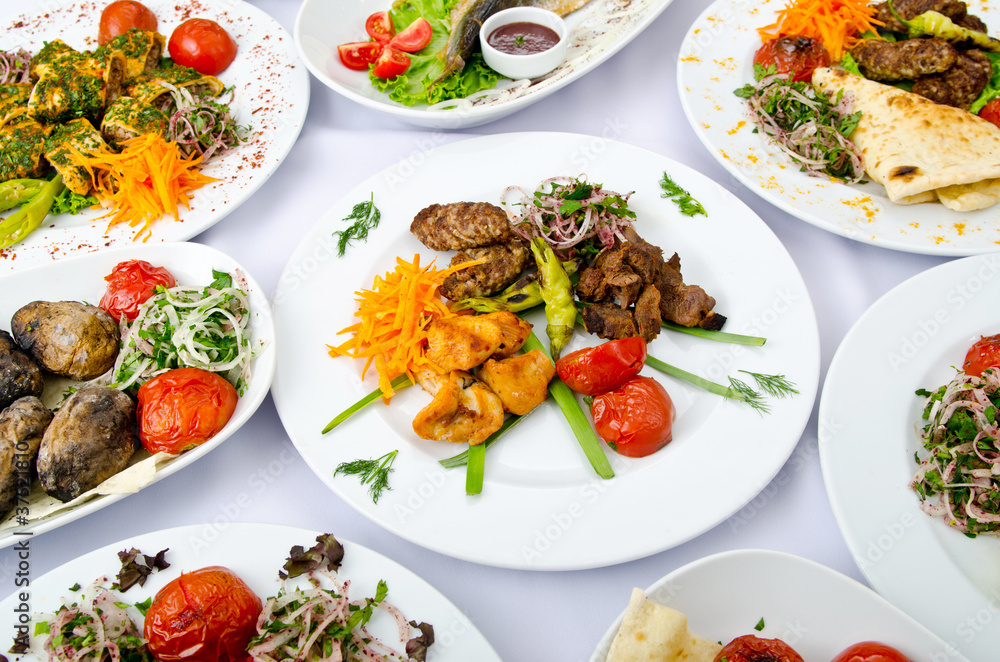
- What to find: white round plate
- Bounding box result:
[0,242,276,549]
[590,549,970,661]
[820,253,1000,658]
[271,132,820,570]
[0,522,501,661]
[295,0,676,128]
[677,0,1000,256]
[0,0,309,271]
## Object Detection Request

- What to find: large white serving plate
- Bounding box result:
[0,0,309,271]
[0,242,276,549]
[677,0,1000,256]
[295,0,676,128]
[0,523,501,661]
[271,131,820,570]
[820,254,1000,658]
[590,549,970,661]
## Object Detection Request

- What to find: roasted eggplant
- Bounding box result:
[0,330,43,411]
[0,396,53,518]
[11,300,120,380]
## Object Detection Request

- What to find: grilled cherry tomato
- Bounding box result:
[365,11,396,43]
[144,566,261,662]
[389,17,433,52]
[98,0,157,45]
[979,99,1000,130]
[963,334,1000,377]
[338,41,382,70]
[753,36,830,82]
[555,337,646,396]
[137,367,238,454]
[714,634,805,662]
[168,18,238,76]
[99,259,176,323]
[591,376,675,457]
[372,46,411,79]
[830,642,912,662]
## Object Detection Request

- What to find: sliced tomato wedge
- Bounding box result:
[365,11,395,43]
[372,46,410,79]
[389,17,432,53]
[338,41,382,70]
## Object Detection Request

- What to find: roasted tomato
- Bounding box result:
[830,642,913,662]
[389,17,433,53]
[99,259,176,323]
[168,18,238,76]
[337,41,382,70]
[714,634,806,662]
[591,376,675,457]
[98,0,157,45]
[137,367,238,454]
[980,99,1000,130]
[144,566,261,662]
[753,36,831,82]
[371,46,411,79]
[963,334,1000,377]
[555,337,646,396]
[365,11,395,43]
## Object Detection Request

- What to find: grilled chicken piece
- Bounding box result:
[851,38,957,81]
[440,239,532,301]
[410,202,511,251]
[478,350,554,415]
[411,369,504,445]
[0,396,53,519]
[489,311,533,359]
[425,315,506,372]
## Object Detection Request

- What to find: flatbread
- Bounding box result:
[812,67,1000,211]
[605,588,721,662]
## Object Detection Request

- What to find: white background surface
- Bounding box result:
[0,0,974,660]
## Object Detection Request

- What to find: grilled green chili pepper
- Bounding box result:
[0,175,64,250]
[530,237,575,360]
[0,178,45,213]
[887,0,1000,51]
[452,260,579,314]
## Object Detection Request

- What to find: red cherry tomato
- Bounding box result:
[98,0,157,45]
[137,367,238,454]
[168,18,238,76]
[753,36,830,82]
[371,46,411,79]
[830,642,913,662]
[389,17,433,53]
[591,376,675,457]
[365,11,396,44]
[144,566,261,662]
[338,41,382,70]
[555,337,646,396]
[979,99,1000,131]
[98,259,176,323]
[714,634,805,662]
[963,334,1000,377]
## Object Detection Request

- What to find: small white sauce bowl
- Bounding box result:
[479,7,568,80]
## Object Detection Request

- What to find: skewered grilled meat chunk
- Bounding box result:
[0,330,43,412]
[410,202,511,251]
[875,0,986,33]
[581,303,639,340]
[658,253,726,331]
[851,38,957,81]
[0,396,53,519]
[440,239,531,300]
[911,48,992,109]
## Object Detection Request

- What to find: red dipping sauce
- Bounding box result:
[486,21,560,55]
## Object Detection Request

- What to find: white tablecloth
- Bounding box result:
[0,0,959,660]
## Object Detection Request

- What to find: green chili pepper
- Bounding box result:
[886,0,999,50]
[0,179,46,213]
[530,237,575,360]
[451,260,579,314]
[0,175,65,250]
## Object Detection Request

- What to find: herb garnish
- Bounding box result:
[333,193,381,256]
[112,547,170,592]
[659,171,707,217]
[754,617,765,631]
[333,450,398,503]
[514,35,525,46]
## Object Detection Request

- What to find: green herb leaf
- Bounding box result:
[739,370,799,398]
[333,193,381,257]
[659,172,707,217]
[754,617,765,631]
[333,450,398,503]
[209,269,233,290]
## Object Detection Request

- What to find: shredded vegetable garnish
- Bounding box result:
[757,0,884,61]
[912,369,1000,536]
[0,49,30,85]
[111,269,253,394]
[327,254,485,402]
[70,133,218,241]
[505,176,636,260]
[734,64,865,183]
[160,83,249,162]
[35,587,149,662]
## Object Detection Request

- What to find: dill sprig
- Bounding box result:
[740,370,798,398]
[333,450,398,503]
[333,193,381,256]
[659,171,707,217]
[726,376,770,415]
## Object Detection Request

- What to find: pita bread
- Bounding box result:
[605,588,721,662]
[811,67,1000,211]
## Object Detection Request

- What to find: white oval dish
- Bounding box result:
[479,7,568,80]
[0,242,276,549]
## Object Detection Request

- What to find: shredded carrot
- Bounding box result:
[327,253,487,402]
[758,0,884,61]
[70,133,218,241]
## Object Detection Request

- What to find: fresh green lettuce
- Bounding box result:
[971,52,1000,114]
